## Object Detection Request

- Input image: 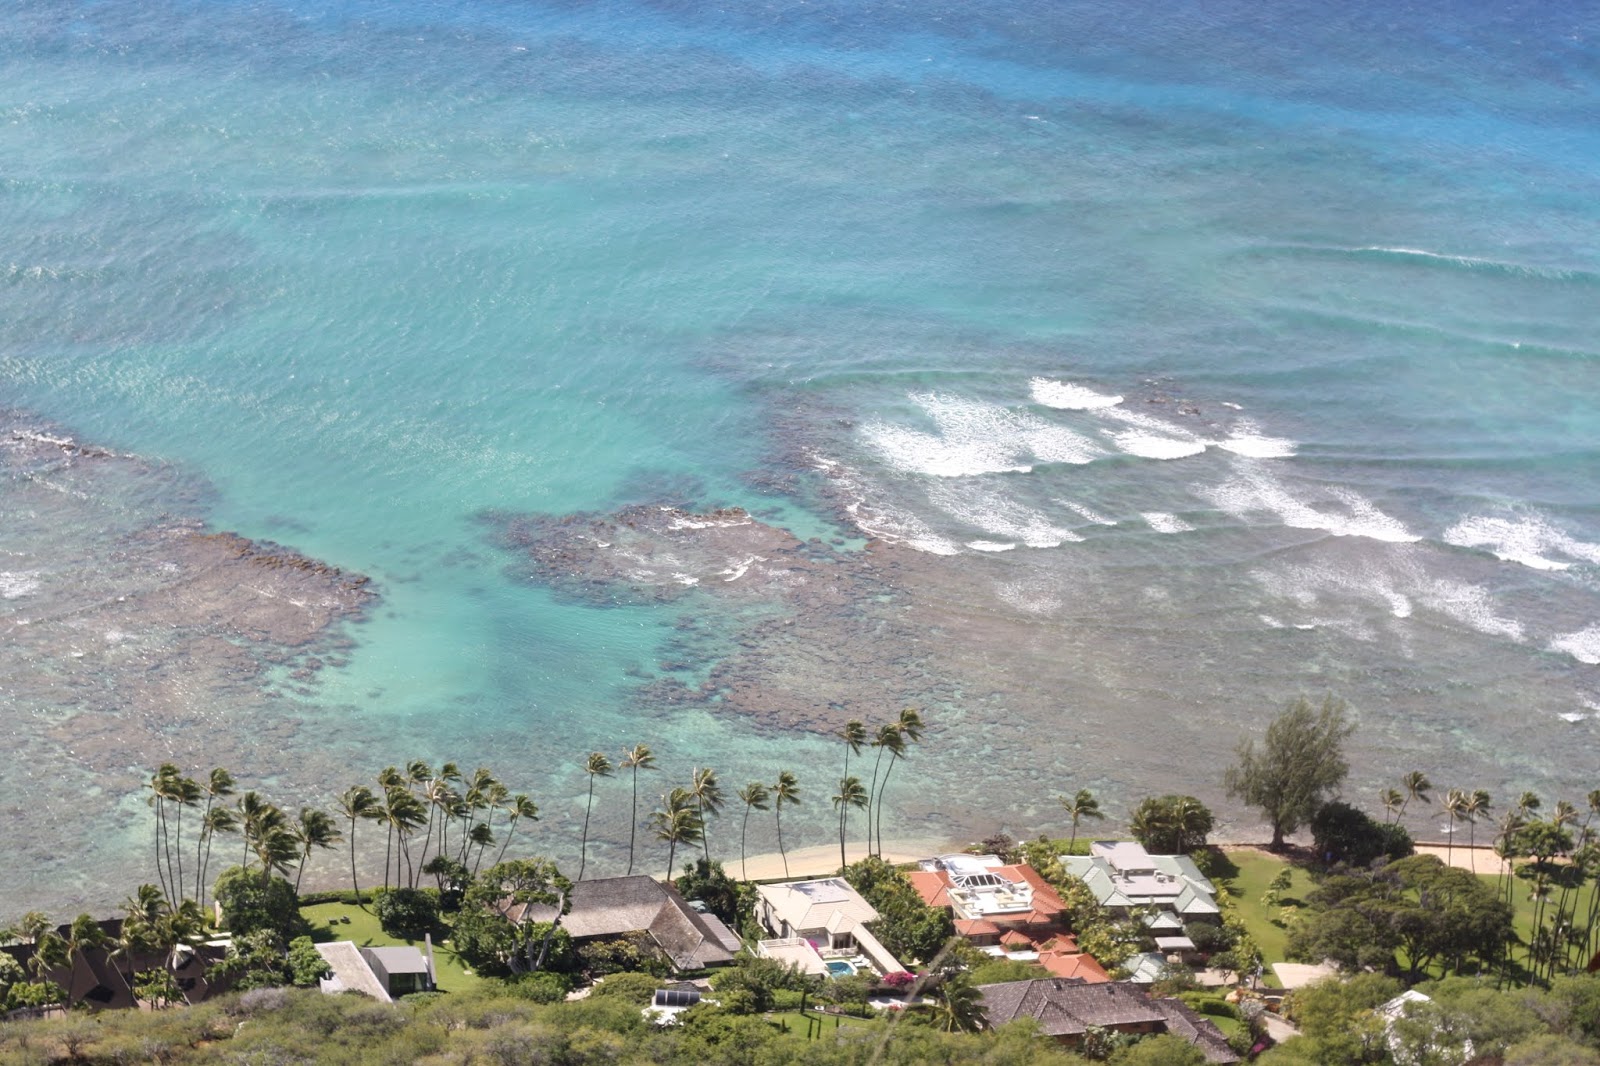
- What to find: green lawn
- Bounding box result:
[301,902,485,994]
[1213,848,1316,986]
[765,1009,869,1038]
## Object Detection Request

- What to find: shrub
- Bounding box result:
[288,936,332,988]
[505,971,573,1004]
[375,887,439,938]
[1311,801,1414,868]
[588,972,663,1006]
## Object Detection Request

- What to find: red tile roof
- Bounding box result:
[954,918,1002,936]
[909,863,1067,928]
[1038,949,1111,984]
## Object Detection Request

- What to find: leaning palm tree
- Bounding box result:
[935,975,988,1033]
[649,788,704,882]
[1397,771,1433,824]
[491,794,540,868]
[290,807,343,895]
[865,725,903,857]
[772,771,801,879]
[379,786,427,890]
[620,744,657,876]
[337,785,381,905]
[196,806,238,907]
[875,708,924,856]
[832,776,869,872]
[578,753,614,881]
[193,768,236,903]
[736,782,771,881]
[688,767,725,863]
[1059,789,1105,854]
[1441,789,1469,868]
[1515,791,1543,819]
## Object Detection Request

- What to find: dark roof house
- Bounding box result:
[977,979,1239,1063]
[503,875,739,972]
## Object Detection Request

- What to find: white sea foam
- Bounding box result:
[0,571,40,599]
[1029,378,1123,410]
[1141,512,1194,534]
[1058,500,1117,526]
[926,480,1082,548]
[1199,468,1420,543]
[1107,430,1208,460]
[1418,579,1525,642]
[1550,625,1600,665]
[968,540,1017,552]
[1216,432,1298,459]
[862,393,1101,477]
[812,453,961,556]
[1443,514,1600,572]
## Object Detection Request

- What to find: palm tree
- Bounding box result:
[196,806,238,907]
[1441,789,1468,868]
[688,767,725,863]
[193,769,235,903]
[1463,791,1491,873]
[419,774,459,875]
[379,786,426,890]
[838,720,866,851]
[376,766,404,889]
[1397,771,1432,824]
[772,771,801,879]
[865,725,904,857]
[465,822,497,876]
[337,785,381,905]
[649,788,704,882]
[1059,789,1105,854]
[736,782,771,881]
[290,807,343,895]
[875,708,925,857]
[1379,788,1404,826]
[832,776,869,872]
[491,794,540,868]
[1515,791,1543,819]
[456,767,497,865]
[620,744,657,876]
[934,975,988,1033]
[578,752,614,881]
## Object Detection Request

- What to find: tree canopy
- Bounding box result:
[1224,695,1355,849]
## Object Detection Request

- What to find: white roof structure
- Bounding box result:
[1063,842,1219,919]
[756,878,879,934]
[755,937,830,977]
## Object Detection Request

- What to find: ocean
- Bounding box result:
[2,0,1598,914]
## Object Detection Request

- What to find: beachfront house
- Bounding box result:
[1063,841,1219,953]
[909,854,1069,948]
[755,877,903,976]
[499,874,740,973]
[976,979,1240,1063]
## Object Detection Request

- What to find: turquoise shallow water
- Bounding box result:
[3,0,1600,912]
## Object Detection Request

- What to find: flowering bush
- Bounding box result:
[882,971,917,988]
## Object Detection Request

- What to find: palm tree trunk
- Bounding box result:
[1068,817,1079,855]
[666,838,677,883]
[174,802,185,903]
[838,807,847,873]
[628,768,640,876]
[875,756,899,858]
[866,749,886,857]
[348,818,364,905]
[699,798,712,865]
[195,795,214,901]
[383,822,393,894]
[153,800,171,905]
[580,779,595,881]
[294,848,309,895]
[741,806,752,882]
[493,816,518,869]
[776,806,788,879]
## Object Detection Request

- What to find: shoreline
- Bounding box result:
[731,837,959,882]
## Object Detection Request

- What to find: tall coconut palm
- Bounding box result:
[649,788,704,882]
[1397,771,1432,825]
[772,771,801,879]
[688,767,725,863]
[169,773,201,903]
[1463,791,1491,873]
[737,782,771,881]
[620,744,657,876]
[1441,789,1468,868]
[193,769,236,903]
[456,767,497,864]
[578,753,614,881]
[196,806,238,907]
[838,720,866,848]
[865,725,903,857]
[376,766,404,889]
[491,794,540,868]
[290,807,343,895]
[379,786,426,890]
[1059,789,1105,854]
[465,822,497,877]
[1515,791,1543,819]
[832,776,869,872]
[337,785,381,905]
[419,774,459,874]
[875,708,924,856]
[469,781,511,868]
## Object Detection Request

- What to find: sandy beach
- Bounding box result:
[731,838,958,882]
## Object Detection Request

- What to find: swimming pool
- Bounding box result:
[825,960,856,978]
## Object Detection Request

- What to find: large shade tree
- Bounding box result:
[1224,695,1356,849]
